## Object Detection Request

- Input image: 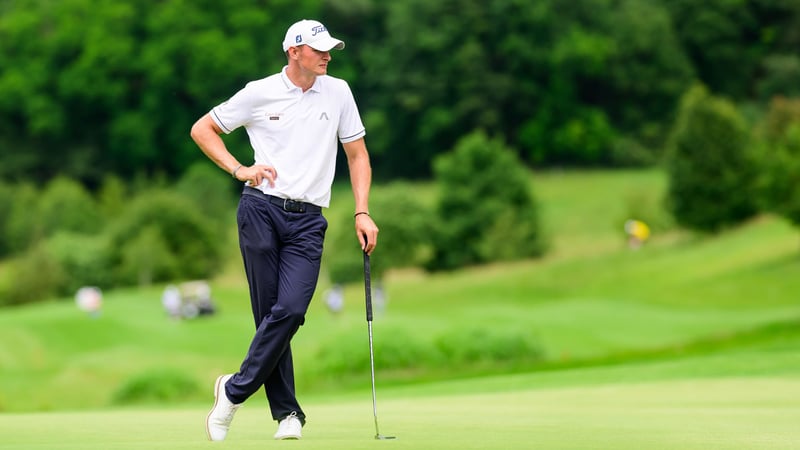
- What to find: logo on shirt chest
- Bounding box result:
[263,110,330,122]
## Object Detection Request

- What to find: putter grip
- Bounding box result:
[363,250,373,322]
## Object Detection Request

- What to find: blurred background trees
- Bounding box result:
[2,0,798,183]
[1,0,800,303]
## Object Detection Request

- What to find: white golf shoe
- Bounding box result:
[274,411,302,440]
[205,374,241,441]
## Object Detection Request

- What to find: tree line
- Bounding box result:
[2,0,800,305]
[1,0,798,184]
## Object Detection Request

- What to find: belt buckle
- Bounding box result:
[283,198,305,213]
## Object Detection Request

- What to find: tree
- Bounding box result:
[665,85,758,232]
[754,97,800,231]
[106,190,223,284]
[0,182,14,257]
[0,0,321,184]
[429,130,544,270]
[2,0,796,183]
[662,0,800,100]
[521,0,693,165]
[352,0,693,175]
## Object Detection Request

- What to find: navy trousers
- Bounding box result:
[225,191,327,425]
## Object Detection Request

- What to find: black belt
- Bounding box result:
[242,186,321,213]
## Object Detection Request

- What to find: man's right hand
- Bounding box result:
[236,165,277,188]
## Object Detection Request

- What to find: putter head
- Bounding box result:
[375,434,397,440]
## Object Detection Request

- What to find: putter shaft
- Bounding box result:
[364,250,396,440]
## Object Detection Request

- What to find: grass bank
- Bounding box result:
[1,169,799,415]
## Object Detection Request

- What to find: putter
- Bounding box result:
[363,244,397,440]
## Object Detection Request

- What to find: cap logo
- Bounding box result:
[311,25,326,36]
[295,34,302,44]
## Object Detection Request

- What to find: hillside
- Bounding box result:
[1,169,799,413]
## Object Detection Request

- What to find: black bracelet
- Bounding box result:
[354,211,370,218]
[232,164,243,178]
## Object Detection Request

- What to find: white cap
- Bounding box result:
[282,19,345,52]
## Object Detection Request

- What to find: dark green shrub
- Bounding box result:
[112,368,199,405]
[373,327,443,370]
[323,226,364,285]
[3,178,103,257]
[429,130,544,270]
[0,182,14,257]
[551,108,617,165]
[665,85,758,232]
[5,183,41,254]
[0,231,113,305]
[758,96,800,144]
[107,190,222,285]
[521,108,619,166]
[96,175,128,220]
[0,244,65,306]
[754,98,800,222]
[369,182,434,270]
[435,326,544,365]
[756,126,800,227]
[118,225,178,286]
[38,177,103,236]
[773,130,800,228]
[42,232,114,294]
[312,326,436,375]
[175,162,237,231]
[311,324,543,378]
[311,328,367,374]
[324,182,433,284]
[757,55,800,101]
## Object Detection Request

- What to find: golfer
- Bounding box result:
[190,19,379,441]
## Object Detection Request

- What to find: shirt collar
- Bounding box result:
[280,66,323,93]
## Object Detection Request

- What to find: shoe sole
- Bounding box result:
[205,375,225,441]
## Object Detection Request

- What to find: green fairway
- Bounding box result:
[2,169,800,448]
[2,371,798,449]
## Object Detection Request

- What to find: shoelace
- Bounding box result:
[220,403,241,427]
[278,411,299,430]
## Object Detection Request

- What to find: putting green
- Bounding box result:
[2,376,798,449]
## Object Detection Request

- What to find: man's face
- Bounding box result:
[295,45,331,76]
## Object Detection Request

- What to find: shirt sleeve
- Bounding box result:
[337,80,366,143]
[209,82,257,134]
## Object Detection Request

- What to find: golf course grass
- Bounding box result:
[3,368,798,449]
[2,169,800,448]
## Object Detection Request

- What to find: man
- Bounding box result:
[190,19,379,441]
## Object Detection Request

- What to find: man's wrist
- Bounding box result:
[354,211,370,219]
[232,164,243,178]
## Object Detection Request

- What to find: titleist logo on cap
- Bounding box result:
[295,25,327,44]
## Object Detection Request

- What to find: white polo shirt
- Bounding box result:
[210,66,366,207]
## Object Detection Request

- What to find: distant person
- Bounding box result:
[190,19,379,441]
[162,281,217,320]
[74,286,103,318]
[625,219,650,250]
[372,279,388,315]
[161,284,182,319]
[324,283,345,314]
